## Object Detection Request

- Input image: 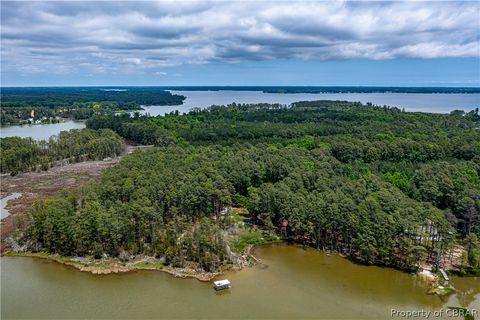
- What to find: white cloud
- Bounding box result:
[1,1,478,75]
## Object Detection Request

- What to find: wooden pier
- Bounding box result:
[439,269,449,283]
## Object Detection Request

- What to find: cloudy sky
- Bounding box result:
[1,1,479,86]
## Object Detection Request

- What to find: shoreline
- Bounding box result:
[0,118,85,128]
[2,251,226,281]
[0,157,125,252]
[1,240,270,282]
[1,242,468,298]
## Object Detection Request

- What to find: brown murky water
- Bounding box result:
[1,244,479,319]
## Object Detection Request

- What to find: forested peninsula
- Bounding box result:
[0,87,185,125]
[6,101,480,277]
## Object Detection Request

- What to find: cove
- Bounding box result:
[1,244,478,319]
[0,121,86,140]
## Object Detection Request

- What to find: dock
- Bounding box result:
[439,269,449,283]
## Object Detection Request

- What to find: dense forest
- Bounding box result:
[0,87,185,124]
[0,129,125,174]
[21,101,480,273]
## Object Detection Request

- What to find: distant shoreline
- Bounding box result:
[1,86,480,94]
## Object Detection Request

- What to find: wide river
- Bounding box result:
[145,90,480,116]
[1,244,479,319]
[1,91,479,140]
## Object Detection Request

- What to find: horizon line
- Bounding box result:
[2,85,480,88]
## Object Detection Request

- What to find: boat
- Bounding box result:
[213,279,231,291]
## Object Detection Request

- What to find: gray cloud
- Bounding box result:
[1,1,479,75]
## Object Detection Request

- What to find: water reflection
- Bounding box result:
[139,91,480,116]
[1,244,478,319]
[0,121,86,140]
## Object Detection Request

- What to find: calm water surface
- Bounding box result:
[141,91,480,116]
[1,92,479,140]
[0,121,85,140]
[0,193,22,219]
[2,244,478,319]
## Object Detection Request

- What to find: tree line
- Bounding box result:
[1,87,185,124]
[23,101,480,273]
[0,129,125,174]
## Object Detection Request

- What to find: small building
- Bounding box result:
[213,279,231,291]
[404,221,442,244]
